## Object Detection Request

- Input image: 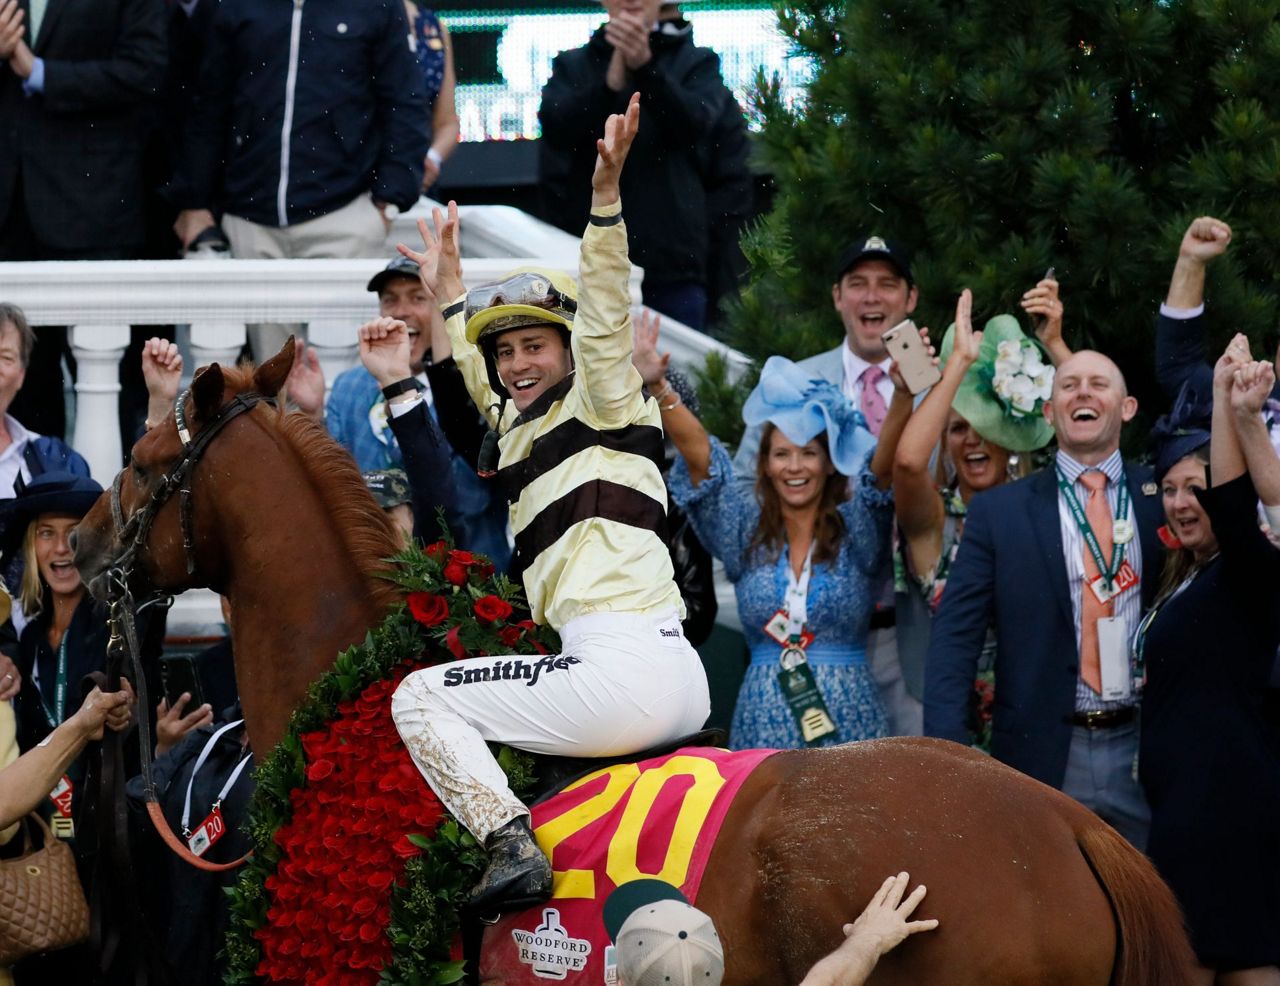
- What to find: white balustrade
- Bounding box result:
[0,205,750,633]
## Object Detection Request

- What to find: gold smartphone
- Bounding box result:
[881,319,941,395]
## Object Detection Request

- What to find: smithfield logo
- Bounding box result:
[863,235,888,252]
[511,908,592,980]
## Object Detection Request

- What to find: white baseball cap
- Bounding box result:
[604,881,724,986]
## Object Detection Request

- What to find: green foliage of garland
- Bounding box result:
[224,537,555,985]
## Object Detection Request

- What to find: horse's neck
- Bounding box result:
[224,512,388,756]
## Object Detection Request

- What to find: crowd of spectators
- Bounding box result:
[0,1,1278,985]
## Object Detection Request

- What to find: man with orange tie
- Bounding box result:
[924,350,1163,849]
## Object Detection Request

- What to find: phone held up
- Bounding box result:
[160,654,206,714]
[881,319,941,395]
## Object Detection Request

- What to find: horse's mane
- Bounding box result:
[221,365,404,613]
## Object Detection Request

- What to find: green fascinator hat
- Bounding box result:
[939,315,1055,453]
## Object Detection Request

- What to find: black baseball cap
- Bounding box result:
[833,235,914,286]
[367,255,422,294]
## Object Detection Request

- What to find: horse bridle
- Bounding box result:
[109,388,271,583]
[100,386,273,874]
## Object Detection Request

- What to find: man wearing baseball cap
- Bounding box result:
[604,873,937,986]
[731,234,922,738]
[287,252,511,568]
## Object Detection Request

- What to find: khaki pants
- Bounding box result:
[223,193,391,360]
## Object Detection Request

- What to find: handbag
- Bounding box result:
[0,812,89,965]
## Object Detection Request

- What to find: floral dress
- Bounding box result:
[410,6,446,114]
[670,438,892,749]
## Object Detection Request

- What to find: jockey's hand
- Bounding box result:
[156,693,213,756]
[359,317,415,389]
[591,92,640,209]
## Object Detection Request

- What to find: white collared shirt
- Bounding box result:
[840,342,895,410]
[0,414,35,499]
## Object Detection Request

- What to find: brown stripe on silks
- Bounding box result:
[497,416,665,502]
[514,480,668,564]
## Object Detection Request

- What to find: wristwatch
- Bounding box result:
[381,377,422,401]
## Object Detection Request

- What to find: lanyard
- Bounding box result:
[33,636,70,731]
[783,545,815,646]
[182,719,251,835]
[1057,470,1130,589]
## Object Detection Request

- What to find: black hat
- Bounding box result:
[833,235,914,286]
[366,255,422,294]
[0,470,103,560]
[1149,380,1213,485]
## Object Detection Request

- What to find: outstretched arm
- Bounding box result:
[798,873,938,986]
[1156,217,1231,399]
[572,93,648,425]
[141,337,184,431]
[1228,360,1280,506]
[634,309,712,483]
[0,684,134,831]
[1021,276,1070,366]
[894,290,980,572]
[1210,334,1252,488]
[399,203,503,428]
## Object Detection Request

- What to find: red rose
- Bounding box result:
[443,562,468,586]
[498,625,522,648]
[425,539,448,560]
[473,595,513,624]
[477,562,495,579]
[445,625,466,659]
[447,549,476,567]
[406,591,449,627]
[306,759,335,782]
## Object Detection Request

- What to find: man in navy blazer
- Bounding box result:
[925,350,1163,848]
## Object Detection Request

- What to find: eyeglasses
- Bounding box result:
[464,272,577,323]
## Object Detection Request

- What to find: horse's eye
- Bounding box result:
[131,459,147,481]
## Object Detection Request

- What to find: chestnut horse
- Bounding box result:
[74,344,1196,985]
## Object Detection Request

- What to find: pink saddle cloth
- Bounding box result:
[479,746,776,984]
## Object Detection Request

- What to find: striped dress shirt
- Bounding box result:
[1055,449,1143,712]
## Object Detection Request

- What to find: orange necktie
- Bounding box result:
[1078,470,1114,693]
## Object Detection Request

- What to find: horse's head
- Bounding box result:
[74,339,297,600]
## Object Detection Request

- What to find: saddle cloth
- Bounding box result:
[480,746,776,984]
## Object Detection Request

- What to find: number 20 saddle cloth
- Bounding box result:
[481,746,777,984]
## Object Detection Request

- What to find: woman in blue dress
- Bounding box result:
[641,326,917,748]
[403,2,460,190]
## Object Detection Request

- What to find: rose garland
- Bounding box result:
[224,537,557,985]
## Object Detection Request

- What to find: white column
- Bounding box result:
[70,324,130,484]
[188,321,247,374]
[307,318,360,407]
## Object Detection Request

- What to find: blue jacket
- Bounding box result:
[173,0,426,225]
[924,464,1165,788]
[326,366,511,570]
[1155,310,1280,404]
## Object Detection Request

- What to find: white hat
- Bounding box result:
[605,881,723,986]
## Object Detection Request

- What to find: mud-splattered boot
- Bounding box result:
[467,816,553,917]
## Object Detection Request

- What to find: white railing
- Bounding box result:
[0,201,750,634]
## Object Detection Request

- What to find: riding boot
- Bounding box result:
[467,816,552,916]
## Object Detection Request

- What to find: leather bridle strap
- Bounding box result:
[103,389,271,874]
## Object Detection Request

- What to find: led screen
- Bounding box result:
[442,2,812,141]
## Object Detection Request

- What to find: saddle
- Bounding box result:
[524,728,727,806]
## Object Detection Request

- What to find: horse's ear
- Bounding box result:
[189,363,226,423]
[253,336,297,400]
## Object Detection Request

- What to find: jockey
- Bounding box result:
[391,95,710,916]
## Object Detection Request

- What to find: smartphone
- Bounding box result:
[1034,266,1056,332]
[881,319,941,395]
[160,655,206,713]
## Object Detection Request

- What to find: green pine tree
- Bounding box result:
[708,0,1280,450]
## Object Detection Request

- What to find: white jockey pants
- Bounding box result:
[391,610,710,844]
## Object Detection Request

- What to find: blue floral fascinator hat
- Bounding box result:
[742,356,876,476]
